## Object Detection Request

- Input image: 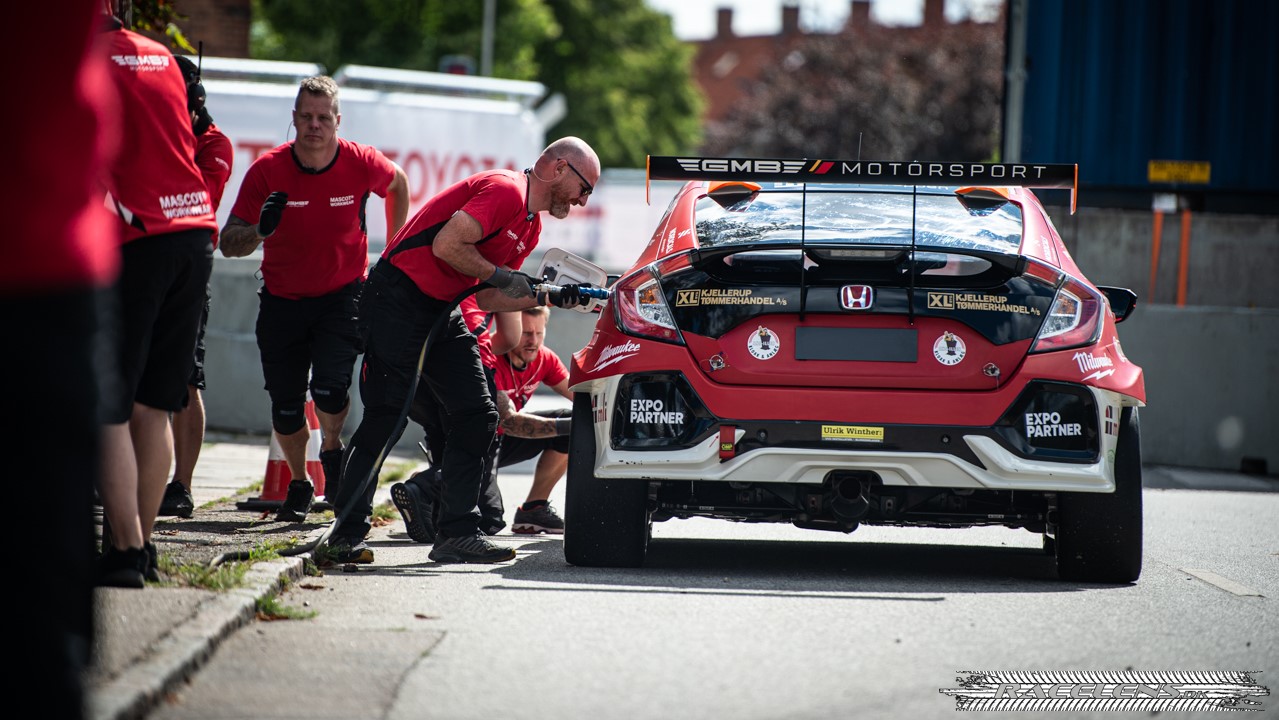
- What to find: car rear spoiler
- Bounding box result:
[647,156,1079,214]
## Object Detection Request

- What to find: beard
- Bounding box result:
[548,185,575,219]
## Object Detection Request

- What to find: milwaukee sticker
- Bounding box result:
[1073,351,1115,381]
[747,326,780,360]
[932,331,966,366]
[821,425,885,443]
[591,340,641,372]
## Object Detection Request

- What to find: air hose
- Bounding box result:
[208,277,609,568]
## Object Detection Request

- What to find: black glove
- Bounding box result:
[541,283,591,309]
[258,191,289,237]
[486,267,536,300]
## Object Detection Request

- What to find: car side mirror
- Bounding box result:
[1098,286,1138,323]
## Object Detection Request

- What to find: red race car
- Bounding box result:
[565,156,1145,583]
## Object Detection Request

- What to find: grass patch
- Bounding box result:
[371,501,398,524]
[256,588,316,621]
[378,461,418,486]
[155,538,295,591]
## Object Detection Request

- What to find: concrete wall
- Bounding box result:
[205,206,1278,473]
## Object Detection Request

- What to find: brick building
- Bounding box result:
[691,0,954,122]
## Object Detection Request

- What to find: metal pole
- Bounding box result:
[1002,0,1028,162]
[481,0,496,77]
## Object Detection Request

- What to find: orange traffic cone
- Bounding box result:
[237,398,327,510]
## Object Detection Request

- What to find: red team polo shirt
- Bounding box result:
[491,345,568,412]
[459,298,568,411]
[231,138,398,299]
[4,2,118,292]
[385,170,540,301]
[102,24,217,245]
[196,124,234,248]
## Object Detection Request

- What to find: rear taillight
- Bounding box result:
[614,268,683,344]
[1031,277,1103,353]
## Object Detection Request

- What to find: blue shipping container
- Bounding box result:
[1016,0,1279,211]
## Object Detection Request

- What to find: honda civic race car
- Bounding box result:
[564,156,1145,583]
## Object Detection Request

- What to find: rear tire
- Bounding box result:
[563,393,650,567]
[1056,407,1143,583]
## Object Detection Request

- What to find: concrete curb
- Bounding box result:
[88,527,329,720]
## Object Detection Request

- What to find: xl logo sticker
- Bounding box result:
[676,290,700,306]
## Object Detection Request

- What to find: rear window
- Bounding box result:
[693,185,1025,253]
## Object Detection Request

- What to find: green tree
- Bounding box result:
[704,18,1004,161]
[251,0,702,168]
[533,0,703,167]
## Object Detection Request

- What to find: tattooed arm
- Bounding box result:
[496,391,570,439]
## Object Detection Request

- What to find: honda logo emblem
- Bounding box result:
[841,285,875,310]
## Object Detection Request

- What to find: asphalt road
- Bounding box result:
[148,477,1276,720]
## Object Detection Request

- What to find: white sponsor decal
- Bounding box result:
[661,228,676,255]
[592,395,608,424]
[285,200,309,207]
[330,194,355,207]
[629,398,684,426]
[747,326,780,360]
[1024,411,1082,438]
[839,161,1053,180]
[933,331,966,366]
[110,54,171,71]
[506,229,518,240]
[677,158,807,174]
[941,670,1269,712]
[591,340,641,372]
[1073,351,1115,381]
[158,190,211,219]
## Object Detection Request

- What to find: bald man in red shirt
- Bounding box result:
[328,137,599,565]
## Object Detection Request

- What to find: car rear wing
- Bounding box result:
[646,156,1079,214]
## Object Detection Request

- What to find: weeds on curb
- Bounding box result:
[256,585,316,621]
[155,538,295,591]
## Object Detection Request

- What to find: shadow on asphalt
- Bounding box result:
[479,534,1132,597]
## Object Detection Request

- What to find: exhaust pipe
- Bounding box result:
[828,474,872,522]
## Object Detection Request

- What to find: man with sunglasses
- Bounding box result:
[327,137,600,564]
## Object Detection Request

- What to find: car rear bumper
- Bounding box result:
[581,376,1133,494]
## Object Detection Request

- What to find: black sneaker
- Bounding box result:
[158,480,195,518]
[326,537,374,564]
[428,533,517,564]
[390,482,436,544]
[512,502,565,535]
[275,480,314,522]
[98,545,146,588]
[144,541,162,582]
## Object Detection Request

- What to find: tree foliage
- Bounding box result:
[703,18,1004,161]
[250,0,703,168]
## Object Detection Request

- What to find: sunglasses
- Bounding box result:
[565,160,594,198]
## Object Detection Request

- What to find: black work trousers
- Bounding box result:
[332,261,498,541]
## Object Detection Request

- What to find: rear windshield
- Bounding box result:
[694,185,1025,253]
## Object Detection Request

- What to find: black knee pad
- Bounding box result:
[448,408,499,458]
[272,399,307,435]
[310,384,350,415]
